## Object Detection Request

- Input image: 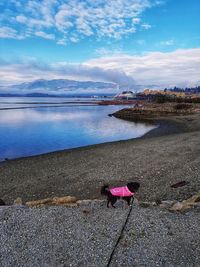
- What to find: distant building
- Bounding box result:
[135,92,150,101]
[143,89,186,98]
[114,91,136,100]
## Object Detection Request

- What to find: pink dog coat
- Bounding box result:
[110,186,134,197]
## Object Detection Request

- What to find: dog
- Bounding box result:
[101,182,140,208]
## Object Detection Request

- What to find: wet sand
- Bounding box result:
[1,113,200,204]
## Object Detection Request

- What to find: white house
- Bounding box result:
[114,91,136,100]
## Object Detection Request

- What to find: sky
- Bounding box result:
[0,0,200,92]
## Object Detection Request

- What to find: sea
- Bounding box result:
[0,97,156,161]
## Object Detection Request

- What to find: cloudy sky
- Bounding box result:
[0,0,200,91]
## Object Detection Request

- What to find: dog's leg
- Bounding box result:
[111,197,117,208]
[107,199,110,208]
[127,197,131,206]
[123,197,131,206]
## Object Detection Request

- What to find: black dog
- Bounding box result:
[101,182,140,208]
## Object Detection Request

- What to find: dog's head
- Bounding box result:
[127,182,140,193]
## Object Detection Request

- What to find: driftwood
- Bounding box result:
[25,196,77,208]
[10,190,200,211]
[170,190,200,211]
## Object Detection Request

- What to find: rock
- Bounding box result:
[159,200,175,209]
[63,203,77,208]
[82,208,91,214]
[133,198,139,205]
[14,197,23,205]
[170,202,184,211]
[155,198,162,205]
[77,199,104,206]
[139,202,151,208]
[0,199,6,206]
[77,200,93,206]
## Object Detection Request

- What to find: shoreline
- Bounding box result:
[1,111,200,204]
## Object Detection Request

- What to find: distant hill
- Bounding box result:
[0,79,117,97]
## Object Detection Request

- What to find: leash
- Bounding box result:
[105,197,134,267]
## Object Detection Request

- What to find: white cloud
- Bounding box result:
[95,48,124,56]
[0,0,159,43]
[0,26,24,39]
[56,38,67,45]
[132,18,141,24]
[69,36,79,43]
[35,31,55,40]
[0,60,135,90]
[85,48,200,88]
[157,39,174,46]
[16,15,27,23]
[55,9,74,31]
[141,23,151,30]
[1,48,199,90]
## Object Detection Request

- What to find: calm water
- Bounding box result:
[0,97,155,161]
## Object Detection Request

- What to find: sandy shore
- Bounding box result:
[1,112,200,204]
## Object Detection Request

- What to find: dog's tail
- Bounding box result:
[101,185,109,196]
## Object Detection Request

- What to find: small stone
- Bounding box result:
[168,231,174,236]
[139,202,151,208]
[155,198,162,205]
[170,202,183,211]
[82,208,91,214]
[0,199,6,206]
[160,200,175,209]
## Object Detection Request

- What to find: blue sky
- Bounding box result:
[0,0,200,90]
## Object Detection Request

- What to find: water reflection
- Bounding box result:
[0,103,155,161]
[0,109,91,125]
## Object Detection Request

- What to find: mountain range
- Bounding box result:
[0,79,117,97]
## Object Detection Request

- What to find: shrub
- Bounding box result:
[174,103,192,110]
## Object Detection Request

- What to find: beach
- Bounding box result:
[1,110,200,204]
[1,106,200,266]
[1,1,200,264]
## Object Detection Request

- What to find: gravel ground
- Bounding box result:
[110,205,200,267]
[0,201,200,267]
[0,201,128,267]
